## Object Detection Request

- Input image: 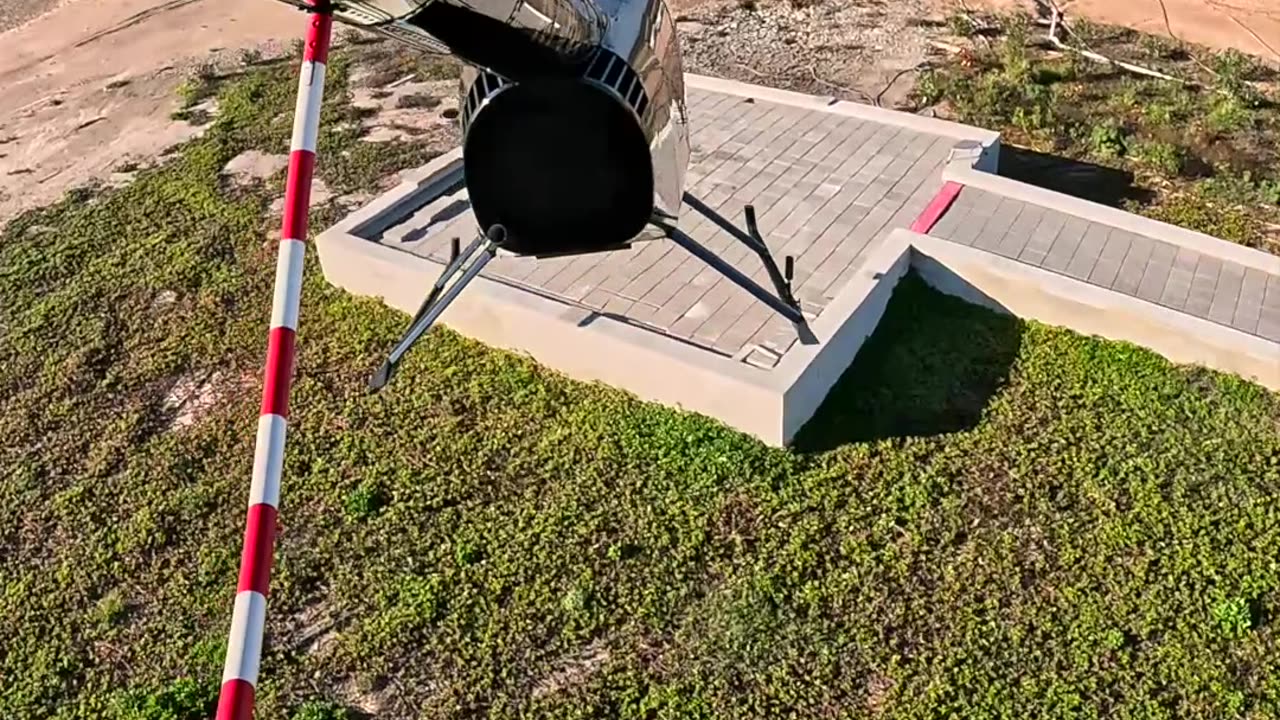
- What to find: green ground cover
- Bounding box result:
[2,47,1279,720]
[916,13,1280,253]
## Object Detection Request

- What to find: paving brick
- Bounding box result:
[1041,216,1090,273]
[1111,234,1154,295]
[1060,222,1108,280]
[1135,241,1177,303]
[1087,229,1133,287]
[1231,267,1269,334]
[1207,262,1246,326]
[993,203,1045,258]
[1182,255,1222,318]
[1258,274,1280,341]
[1017,209,1069,266]
[971,198,1024,252]
[1155,246,1199,310]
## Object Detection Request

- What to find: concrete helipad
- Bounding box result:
[317,74,1279,446]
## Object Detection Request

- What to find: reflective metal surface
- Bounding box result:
[282,0,690,254]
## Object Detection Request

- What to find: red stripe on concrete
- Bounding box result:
[260,326,295,418]
[216,679,255,720]
[281,150,316,241]
[910,181,964,234]
[236,504,278,595]
[303,11,333,64]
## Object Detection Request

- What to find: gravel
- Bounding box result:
[0,0,65,33]
[678,0,942,107]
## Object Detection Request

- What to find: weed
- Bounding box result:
[112,678,218,720]
[413,55,463,81]
[1260,179,1280,206]
[1111,80,1141,110]
[1131,141,1185,176]
[996,20,1032,85]
[1201,171,1280,208]
[94,590,127,627]
[395,93,442,110]
[291,701,352,720]
[1136,189,1260,245]
[1212,48,1261,85]
[344,480,386,521]
[1088,122,1127,158]
[948,13,976,38]
[1207,94,1252,133]
[1138,33,1177,60]
[913,69,946,107]
[1212,597,1254,639]
[1142,103,1174,126]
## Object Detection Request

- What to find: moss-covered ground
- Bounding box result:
[3,45,1279,720]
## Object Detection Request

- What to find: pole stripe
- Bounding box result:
[221,591,268,683]
[216,679,255,720]
[217,7,330,719]
[249,414,287,508]
[289,62,327,154]
[302,13,333,64]
[260,327,296,418]
[236,503,278,594]
[270,239,307,331]
[281,151,317,243]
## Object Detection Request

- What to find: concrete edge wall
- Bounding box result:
[779,238,912,443]
[685,73,1003,147]
[315,226,796,445]
[903,229,1280,391]
[942,161,1280,276]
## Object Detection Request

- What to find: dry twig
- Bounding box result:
[1041,1,1187,84]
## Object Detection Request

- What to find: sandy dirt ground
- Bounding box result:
[0,0,302,223]
[972,0,1280,62]
[1,0,1277,226]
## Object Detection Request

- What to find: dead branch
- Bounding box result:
[1041,2,1188,84]
[928,39,964,55]
[875,64,928,108]
[806,66,875,105]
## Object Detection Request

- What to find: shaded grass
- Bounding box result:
[3,48,1280,720]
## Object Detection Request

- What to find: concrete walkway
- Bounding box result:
[929,187,1280,342]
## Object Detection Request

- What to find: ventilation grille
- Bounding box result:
[583,49,649,121]
[460,49,651,135]
[460,71,513,136]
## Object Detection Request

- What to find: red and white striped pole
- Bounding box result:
[216,5,331,719]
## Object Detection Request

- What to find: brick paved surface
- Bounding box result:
[371,88,1280,369]
[375,86,956,365]
[930,187,1280,342]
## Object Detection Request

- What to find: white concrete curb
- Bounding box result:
[685,74,1002,147]
[902,229,1279,391]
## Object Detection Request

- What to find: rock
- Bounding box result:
[223,150,289,184]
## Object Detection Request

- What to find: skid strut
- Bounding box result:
[368,196,820,390]
[656,192,816,343]
[368,224,503,391]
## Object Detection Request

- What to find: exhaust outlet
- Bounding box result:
[294,0,691,256]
